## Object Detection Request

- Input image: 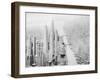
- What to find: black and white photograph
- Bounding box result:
[25,13,90,67]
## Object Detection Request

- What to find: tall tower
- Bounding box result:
[43,25,49,65]
[26,35,31,67]
[49,20,55,63]
[32,36,36,66]
[55,30,59,57]
[45,25,49,54]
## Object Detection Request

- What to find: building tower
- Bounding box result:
[49,20,55,65]
[31,36,37,66]
[43,25,49,65]
[54,30,59,65]
[30,36,34,66]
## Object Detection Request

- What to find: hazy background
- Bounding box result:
[26,12,90,64]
